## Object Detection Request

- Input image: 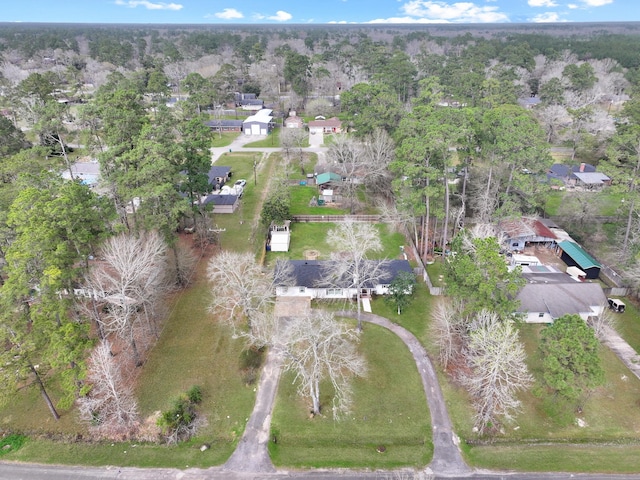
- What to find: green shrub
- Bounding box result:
[0,434,26,456]
[157,386,203,444]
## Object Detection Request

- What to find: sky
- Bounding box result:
[1,0,637,25]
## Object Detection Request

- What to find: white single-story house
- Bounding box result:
[515,270,607,323]
[276,259,413,299]
[201,194,240,214]
[243,109,274,136]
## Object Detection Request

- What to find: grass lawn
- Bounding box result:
[289,185,348,215]
[269,320,432,469]
[211,132,237,148]
[244,129,281,148]
[212,152,277,254]
[544,190,564,216]
[0,251,258,468]
[287,153,318,181]
[612,299,640,352]
[425,259,447,288]
[265,222,408,264]
[461,323,640,473]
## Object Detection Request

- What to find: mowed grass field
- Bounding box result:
[269,320,432,469]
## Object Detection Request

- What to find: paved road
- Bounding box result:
[210,134,327,165]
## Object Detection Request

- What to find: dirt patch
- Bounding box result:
[303,249,320,260]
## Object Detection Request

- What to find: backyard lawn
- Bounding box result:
[265,222,407,264]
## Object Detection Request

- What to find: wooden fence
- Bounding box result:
[291,214,381,223]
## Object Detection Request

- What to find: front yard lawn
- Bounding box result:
[269,320,432,469]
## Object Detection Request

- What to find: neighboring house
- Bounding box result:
[240,99,265,111]
[316,171,343,188]
[205,119,244,133]
[498,217,557,251]
[62,160,100,187]
[547,162,609,189]
[315,171,343,203]
[201,194,240,214]
[243,109,274,136]
[515,269,607,323]
[573,171,612,190]
[308,117,342,135]
[557,240,601,279]
[208,166,232,190]
[266,221,291,252]
[234,93,264,110]
[284,113,304,128]
[275,259,413,299]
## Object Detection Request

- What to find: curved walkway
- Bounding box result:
[222,308,472,476]
[338,311,472,477]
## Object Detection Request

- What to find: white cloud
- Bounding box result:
[568,3,579,8]
[268,10,293,21]
[531,12,564,22]
[581,0,613,6]
[395,1,509,23]
[115,0,183,10]
[369,16,450,23]
[528,0,558,6]
[214,8,243,20]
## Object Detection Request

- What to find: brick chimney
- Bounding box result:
[579,163,586,172]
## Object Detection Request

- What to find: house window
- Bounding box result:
[538,312,544,318]
[513,242,519,247]
[326,288,343,296]
[298,287,306,293]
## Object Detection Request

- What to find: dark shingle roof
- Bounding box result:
[208,166,232,184]
[205,120,244,128]
[202,194,239,206]
[284,259,412,288]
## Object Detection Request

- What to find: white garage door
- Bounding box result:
[251,124,260,135]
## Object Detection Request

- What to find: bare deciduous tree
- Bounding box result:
[430,299,467,370]
[282,310,366,419]
[362,129,395,196]
[85,231,170,366]
[326,134,363,213]
[324,221,389,329]
[462,311,533,434]
[207,251,293,335]
[279,127,308,176]
[77,340,140,439]
[588,304,618,340]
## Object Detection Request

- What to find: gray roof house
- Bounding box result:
[275,259,413,299]
[201,194,240,214]
[547,163,610,189]
[208,166,232,190]
[515,271,607,323]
